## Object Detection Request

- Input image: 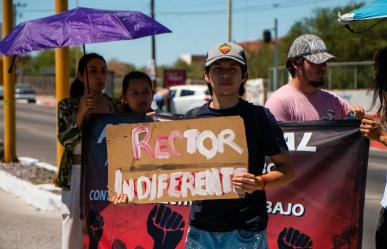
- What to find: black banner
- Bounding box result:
[82,116,369,249]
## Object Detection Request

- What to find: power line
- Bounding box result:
[156,0,345,16]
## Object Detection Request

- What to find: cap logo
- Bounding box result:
[219,44,231,54]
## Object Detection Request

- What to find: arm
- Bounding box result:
[232,107,294,193]
[265,151,294,188]
[57,95,95,147]
[346,105,365,120]
[334,93,364,120]
[232,151,294,193]
[265,97,291,121]
[57,99,82,148]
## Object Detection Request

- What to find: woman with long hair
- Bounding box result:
[360,47,387,249]
[55,53,117,249]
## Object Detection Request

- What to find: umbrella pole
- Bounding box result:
[344,18,386,33]
[82,44,90,94]
[7,55,16,73]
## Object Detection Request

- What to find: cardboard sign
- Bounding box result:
[106,116,248,203]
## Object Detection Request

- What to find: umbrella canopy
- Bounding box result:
[0,7,171,56]
[338,0,387,25]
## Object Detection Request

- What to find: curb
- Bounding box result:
[36,95,57,107]
[369,148,387,157]
[0,157,61,212]
[0,170,61,212]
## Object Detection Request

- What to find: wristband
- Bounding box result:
[258,175,266,190]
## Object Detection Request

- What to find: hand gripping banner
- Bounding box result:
[81,116,369,249]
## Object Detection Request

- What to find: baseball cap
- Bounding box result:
[288,34,335,64]
[205,42,247,67]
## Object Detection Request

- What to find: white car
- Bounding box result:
[154,85,210,114]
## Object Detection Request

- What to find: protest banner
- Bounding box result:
[82,116,368,249]
[266,120,369,249]
[106,116,248,203]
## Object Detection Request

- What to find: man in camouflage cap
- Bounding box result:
[265,34,364,121]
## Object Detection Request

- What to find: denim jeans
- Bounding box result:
[185,225,269,249]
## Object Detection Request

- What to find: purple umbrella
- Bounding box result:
[0,7,171,56]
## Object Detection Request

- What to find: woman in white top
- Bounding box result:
[55,53,118,249]
[360,47,387,249]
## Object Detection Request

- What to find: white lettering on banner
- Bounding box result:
[263,163,276,174]
[114,167,245,202]
[283,132,316,152]
[266,201,305,217]
[97,126,106,144]
[161,201,192,206]
[89,189,109,201]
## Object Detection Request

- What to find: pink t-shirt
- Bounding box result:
[265,84,350,121]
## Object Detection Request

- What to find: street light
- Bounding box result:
[263,18,278,91]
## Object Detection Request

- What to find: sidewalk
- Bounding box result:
[36,95,57,107]
[0,157,61,212]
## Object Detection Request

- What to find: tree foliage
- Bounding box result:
[280,2,387,63]
[18,46,137,77]
[248,2,387,89]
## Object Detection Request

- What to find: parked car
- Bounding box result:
[15,83,36,103]
[153,85,210,114]
[0,86,3,100]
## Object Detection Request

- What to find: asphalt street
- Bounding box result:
[0,102,57,164]
[0,189,61,249]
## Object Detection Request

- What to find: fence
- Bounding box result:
[14,60,374,96]
[268,61,374,91]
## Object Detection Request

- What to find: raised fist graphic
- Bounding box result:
[111,239,126,249]
[87,209,104,249]
[147,204,185,249]
[277,227,313,249]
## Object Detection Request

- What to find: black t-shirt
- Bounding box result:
[185,99,288,232]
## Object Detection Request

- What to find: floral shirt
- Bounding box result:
[54,95,118,190]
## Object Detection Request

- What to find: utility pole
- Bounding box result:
[273,18,278,91]
[150,0,157,91]
[2,0,17,162]
[227,0,232,42]
[55,0,69,167]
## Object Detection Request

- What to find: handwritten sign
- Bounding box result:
[106,116,248,203]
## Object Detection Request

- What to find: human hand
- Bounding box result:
[360,117,384,141]
[110,193,128,205]
[277,227,313,249]
[232,172,264,194]
[346,106,364,120]
[147,204,185,249]
[76,94,95,128]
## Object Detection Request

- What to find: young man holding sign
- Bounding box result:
[184,42,294,248]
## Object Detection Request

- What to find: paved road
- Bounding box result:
[0,102,385,248]
[0,102,56,164]
[363,149,386,249]
[0,189,61,249]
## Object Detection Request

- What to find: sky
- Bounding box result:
[1,0,371,68]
